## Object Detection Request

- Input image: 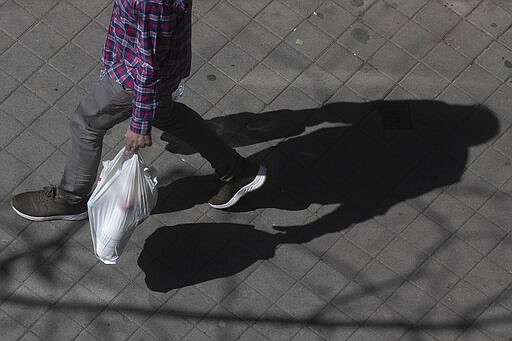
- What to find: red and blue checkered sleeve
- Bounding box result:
[130,2,170,135]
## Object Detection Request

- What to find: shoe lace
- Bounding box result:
[43,185,57,198]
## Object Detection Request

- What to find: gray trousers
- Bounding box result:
[58,76,242,203]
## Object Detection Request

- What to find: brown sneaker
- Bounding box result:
[208,163,267,209]
[11,185,88,221]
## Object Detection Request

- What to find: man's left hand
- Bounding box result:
[125,126,152,153]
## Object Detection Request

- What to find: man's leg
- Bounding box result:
[11,76,132,221]
[58,76,132,203]
[153,97,266,209]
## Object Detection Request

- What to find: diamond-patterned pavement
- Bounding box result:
[1,0,512,340]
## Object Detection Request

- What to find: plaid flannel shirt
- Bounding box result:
[101,0,191,135]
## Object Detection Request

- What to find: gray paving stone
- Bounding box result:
[210,42,258,82]
[489,235,512,273]
[386,281,437,322]
[474,302,512,340]
[240,63,289,104]
[232,21,281,61]
[0,43,44,82]
[216,85,265,114]
[80,263,130,302]
[192,0,221,18]
[228,0,272,17]
[50,43,98,82]
[385,0,428,17]
[221,281,273,320]
[111,282,163,326]
[445,20,494,60]
[317,43,362,82]
[447,170,496,211]
[55,283,105,328]
[276,282,326,319]
[310,1,355,38]
[18,331,44,341]
[333,0,378,17]
[186,63,236,104]
[415,0,462,38]
[255,0,303,38]
[470,148,512,188]
[399,63,449,99]
[285,20,334,60]
[442,280,492,321]
[433,235,483,277]
[466,258,512,298]
[346,219,394,257]
[346,327,383,340]
[196,304,249,340]
[455,327,495,341]
[467,0,512,38]
[25,64,73,105]
[440,0,481,17]
[401,214,451,255]
[0,0,36,38]
[370,41,417,82]
[0,29,14,55]
[424,42,471,82]
[1,85,49,126]
[238,327,269,341]
[292,64,340,103]
[269,85,319,111]
[338,22,387,60]
[263,41,312,82]
[410,258,459,300]
[392,21,437,60]
[203,1,250,38]
[127,327,157,341]
[333,280,384,322]
[309,304,357,341]
[72,21,107,58]
[377,236,428,278]
[6,128,56,169]
[418,303,467,341]
[32,308,83,341]
[302,260,350,302]
[354,259,405,301]
[271,243,318,279]
[20,22,67,61]
[456,213,506,256]
[0,150,32,193]
[67,0,112,18]
[252,305,301,341]
[0,307,27,340]
[477,41,512,82]
[424,192,475,233]
[346,65,395,100]
[245,260,295,302]
[15,0,59,18]
[42,0,91,39]
[400,328,437,341]
[86,308,139,340]
[164,285,217,325]
[1,285,48,328]
[364,0,409,39]
[366,304,409,340]
[0,109,23,149]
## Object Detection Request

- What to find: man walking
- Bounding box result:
[11,0,266,221]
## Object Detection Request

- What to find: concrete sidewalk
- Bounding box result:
[1,0,512,340]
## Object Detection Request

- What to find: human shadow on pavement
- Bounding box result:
[139,100,499,292]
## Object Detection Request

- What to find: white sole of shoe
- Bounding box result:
[209,166,267,209]
[11,205,88,222]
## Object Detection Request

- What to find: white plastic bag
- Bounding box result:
[87,148,158,264]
